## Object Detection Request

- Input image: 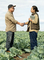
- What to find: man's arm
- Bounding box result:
[7,14,18,24]
[24,22,28,25]
[17,22,24,26]
[21,22,28,26]
[7,14,23,26]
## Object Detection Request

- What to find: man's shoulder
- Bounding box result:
[5,11,10,15]
[5,11,10,17]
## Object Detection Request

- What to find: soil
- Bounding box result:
[14,52,31,60]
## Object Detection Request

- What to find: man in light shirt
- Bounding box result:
[5,4,24,52]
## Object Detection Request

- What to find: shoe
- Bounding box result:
[5,50,10,53]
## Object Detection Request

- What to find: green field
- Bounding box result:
[0,31,44,60]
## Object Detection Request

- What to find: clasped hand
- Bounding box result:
[20,23,24,26]
[19,18,32,27]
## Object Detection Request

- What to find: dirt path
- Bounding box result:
[14,53,31,60]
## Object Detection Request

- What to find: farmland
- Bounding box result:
[0,31,44,60]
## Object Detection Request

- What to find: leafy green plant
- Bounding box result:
[0,31,44,60]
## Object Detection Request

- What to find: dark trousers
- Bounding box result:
[6,31,14,50]
[29,31,37,50]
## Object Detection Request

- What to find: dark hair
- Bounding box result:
[8,4,13,9]
[8,4,16,9]
[32,5,39,12]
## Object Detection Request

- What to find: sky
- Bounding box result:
[0,0,44,31]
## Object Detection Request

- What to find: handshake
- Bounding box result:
[20,23,25,26]
[17,18,32,27]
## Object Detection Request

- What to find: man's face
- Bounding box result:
[9,6,15,12]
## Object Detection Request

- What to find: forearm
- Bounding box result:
[24,22,28,25]
[17,22,20,25]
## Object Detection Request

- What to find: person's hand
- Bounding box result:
[28,18,32,22]
[20,23,24,26]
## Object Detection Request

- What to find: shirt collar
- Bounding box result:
[8,10,13,14]
[32,12,36,15]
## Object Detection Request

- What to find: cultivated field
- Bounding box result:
[0,31,44,60]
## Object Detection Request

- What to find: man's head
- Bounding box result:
[8,4,16,12]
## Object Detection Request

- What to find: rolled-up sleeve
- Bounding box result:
[7,14,18,24]
[26,22,28,24]
[32,15,38,24]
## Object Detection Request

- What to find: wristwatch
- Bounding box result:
[24,23,25,25]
